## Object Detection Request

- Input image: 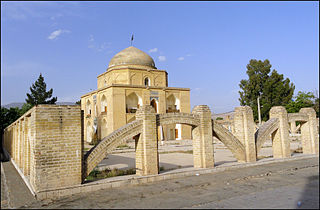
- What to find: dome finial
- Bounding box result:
[131,33,134,46]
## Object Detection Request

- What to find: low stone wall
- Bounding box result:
[3,105,82,196]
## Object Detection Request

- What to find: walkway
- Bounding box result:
[1,160,39,209]
[3,156,317,209]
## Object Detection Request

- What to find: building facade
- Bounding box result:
[81,46,191,143]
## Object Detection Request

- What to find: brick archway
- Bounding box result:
[83,120,143,179]
[212,120,246,162]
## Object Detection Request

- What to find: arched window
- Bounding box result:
[166,94,180,113]
[86,100,92,116]
[144,77,150,86]
[100,95,107,113]
[150,99,158,113]
[86,122,92,142]
[126,92,141,113]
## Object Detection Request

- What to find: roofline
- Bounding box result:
[97,67,167,78]
[81,84,190,98]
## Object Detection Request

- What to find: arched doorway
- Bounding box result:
[86,122,92,143]
[150,99,157,113]
[86,100,92,116]
[126,92,141,113]
[100,95,107,113]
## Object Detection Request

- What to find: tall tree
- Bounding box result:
[286,91,319,117]
[26,73,57,105]
[239,59,295,121]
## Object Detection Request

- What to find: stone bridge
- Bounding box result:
[212,120,246,162]
[255,118,279,154]
[83,120,143,178]
[157,112,200,127]
[84,105,319,180]
[83,105,214,178]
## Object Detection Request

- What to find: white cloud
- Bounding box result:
[149,48,158,53]
[47,29,70,40]
[88,35,111,52]
[50,13,63,20]
[158,56,166,62]
[186,54,192,57]
[2,2,83,21]
[178,56,185,61]
[89,34,94,42]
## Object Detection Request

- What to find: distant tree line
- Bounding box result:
[239,59,319,121]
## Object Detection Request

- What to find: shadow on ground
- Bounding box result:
[297,175,319,209]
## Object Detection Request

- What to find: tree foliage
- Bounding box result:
[239,59,295,121]
[286,91,319,117]
[286,91,315,113]
[0,107,21,133]
[1,74,57,144]
[26,73,57,105]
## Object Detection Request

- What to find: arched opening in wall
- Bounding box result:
[158,124,194,173]
[150,99,158,113]
[166,94,180,113]
[211,123,239,167]
[101,119,107,139]
[100,95,107,113]
[126,92,141,113]
[86,100,92,117]
[158,123,193,173]
[255,125,274,160]
[289,121,302,155]
[86,122,92,143]
[144,77,150,86]
[85,134,139,183]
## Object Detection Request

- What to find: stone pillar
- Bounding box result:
[269,106,291,158]
[18,121,22,167]
[290,121,297,134]
[23,118,28,176]
[192,105,214,168]
[234,106,256,162]
[135,105,159,176]
[300,108,319,154]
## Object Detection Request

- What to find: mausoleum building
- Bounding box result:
[81,46,191,143]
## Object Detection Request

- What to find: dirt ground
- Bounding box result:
[95,138,302,172]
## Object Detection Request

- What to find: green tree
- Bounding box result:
[239,59,295,121]
[75,100,81,105]
[286,91,315,113]
[26,73,57,105]
[19,103,33,115]
[0,107,21,131]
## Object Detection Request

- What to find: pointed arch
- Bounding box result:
[86,100,92,115]
[166,94,180,113]
[100,95,107,113]
[126,92,142,113]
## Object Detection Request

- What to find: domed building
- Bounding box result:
[81,46,191,143]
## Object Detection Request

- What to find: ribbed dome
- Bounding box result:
[108,46,156,70]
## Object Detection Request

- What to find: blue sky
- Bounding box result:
[1,1,319,113]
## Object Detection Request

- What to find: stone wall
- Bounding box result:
[2,103,319,200]
[3,105,82,195]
